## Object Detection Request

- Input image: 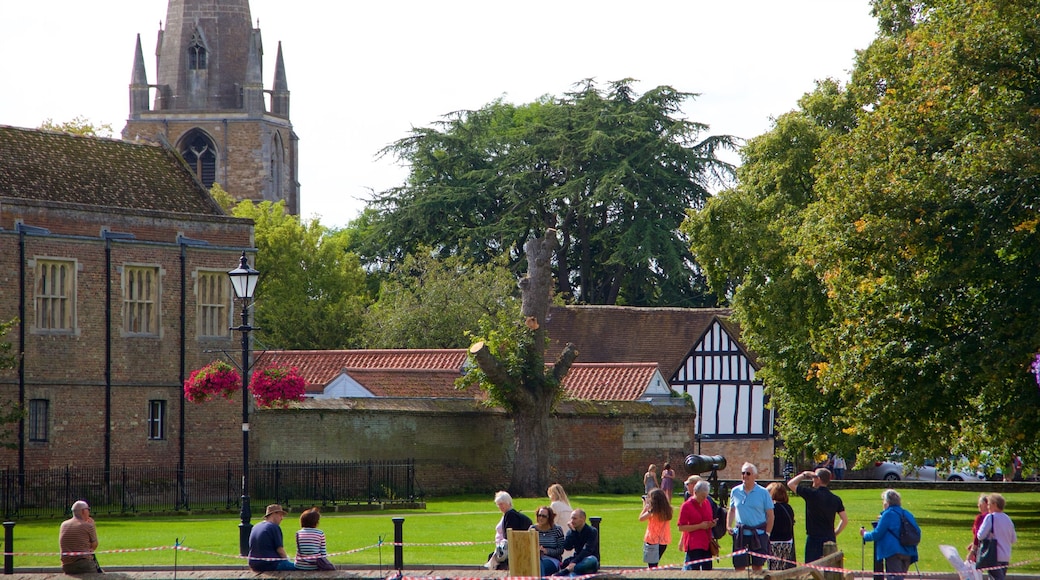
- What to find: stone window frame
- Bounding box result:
[123,264,161,336]
[188,28,208,70]
[32,258,77,334]
[28,399,48,442]
[147,399,166,440]
[196,269,230,338]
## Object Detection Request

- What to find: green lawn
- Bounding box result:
[9,489,1038,573]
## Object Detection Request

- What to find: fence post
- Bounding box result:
[3,521,14,575]
[589,516,602,566]
[393,517,404,571]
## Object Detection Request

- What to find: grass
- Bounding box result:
[8,489,1038,573]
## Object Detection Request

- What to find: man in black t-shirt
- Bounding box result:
[787,468,849,563]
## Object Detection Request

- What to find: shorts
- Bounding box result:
[732,534,769,569]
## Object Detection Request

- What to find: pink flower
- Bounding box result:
[250,366,306,409]
[184,360,241,403]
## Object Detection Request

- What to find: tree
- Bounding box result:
[231,200,370,349]
[458,230,577,496]
[361,250,520,349]
[687,0,1040,468]
[364,79,735,307]
[0,318,24,449]
[685,79,860,457]
[39,116,114,138]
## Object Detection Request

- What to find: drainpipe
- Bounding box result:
[16,224,50,490]
[177,235,209,509]
[102,231,134,494]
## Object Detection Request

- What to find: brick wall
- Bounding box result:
[0,200,252,470]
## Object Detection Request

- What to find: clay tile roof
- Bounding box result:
[545,305,733,379]
[255,349,469,393]
[561,363,660,401]
[0,125,223,215]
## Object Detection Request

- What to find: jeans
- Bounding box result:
[540,556,561,576]
[684,548,713,570]
[557,556,599,576]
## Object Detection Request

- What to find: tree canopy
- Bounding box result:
[361,79,735,307]
[687,0,1040,469]
[232,201,370,350]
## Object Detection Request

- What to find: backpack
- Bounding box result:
[711,499,727,539]
[893,510,921,547]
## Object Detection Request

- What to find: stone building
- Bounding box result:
[122,0,300,214]
[0,125,254,474]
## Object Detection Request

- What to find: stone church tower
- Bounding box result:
[122,0,299,214]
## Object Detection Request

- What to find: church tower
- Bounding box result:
[123,0,299,214]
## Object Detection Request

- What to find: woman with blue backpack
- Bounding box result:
[860,489,920,580]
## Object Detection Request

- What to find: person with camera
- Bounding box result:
[787,467,848,563]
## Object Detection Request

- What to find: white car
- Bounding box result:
[870,459,983,481]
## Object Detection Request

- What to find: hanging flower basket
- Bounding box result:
[184,360,241,403]
[250,366,306,409]
[1031,353,1040,390]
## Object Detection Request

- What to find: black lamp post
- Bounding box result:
[228,251,260,557]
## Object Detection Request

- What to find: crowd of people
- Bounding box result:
[54,465,1020,577]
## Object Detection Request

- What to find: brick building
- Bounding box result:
[122,0,300,214]
[0,125,254,475]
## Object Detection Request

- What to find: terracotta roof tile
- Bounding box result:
[0,125,223,215]
[561,363,659,401]
[545,305,732,379]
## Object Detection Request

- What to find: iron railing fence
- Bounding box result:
[0,459,419,519]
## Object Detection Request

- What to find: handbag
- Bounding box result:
[315,556,336,571]
[642,542,661,564]
[975,515,999,570]
[709,537,720,557]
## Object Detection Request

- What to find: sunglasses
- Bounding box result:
[741,471,753,476]
[536,513,549,518]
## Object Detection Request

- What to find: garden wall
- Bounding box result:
[252,398,774,494]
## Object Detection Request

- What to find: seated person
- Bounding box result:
[556,509,599,576]
[489,490,533,569]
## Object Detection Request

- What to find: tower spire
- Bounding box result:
[129,34,151,117]
[271,42,290,118]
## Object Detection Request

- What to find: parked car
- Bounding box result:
[869,459,983,481]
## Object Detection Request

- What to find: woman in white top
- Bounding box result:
[976,493,1017,580]
[547,483,573,529]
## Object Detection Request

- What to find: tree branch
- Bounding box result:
[469,341,515,391]
[551,342,579,383]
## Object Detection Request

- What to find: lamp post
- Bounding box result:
[228,251,259,557]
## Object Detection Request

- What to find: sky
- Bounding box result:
[1,1,879,228]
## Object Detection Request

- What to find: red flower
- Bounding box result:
[184,360,241,403]
[250,366,306,409]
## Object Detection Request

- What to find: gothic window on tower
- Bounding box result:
[179,130,217,189]
[188,29,208,70]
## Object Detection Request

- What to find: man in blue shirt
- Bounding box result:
[727,462,774,571]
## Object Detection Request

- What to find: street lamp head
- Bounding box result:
[228,251,260,300]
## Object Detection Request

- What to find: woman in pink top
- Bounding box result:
[678,479,717,570]
[639,488,672,568]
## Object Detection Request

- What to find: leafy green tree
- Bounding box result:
[0,318,24,449]
[209,183,236,213]
[362,250,519,349]
[232,201,370,349]
[365,79,734,307]
[458,231,577,496]
[39,116,114,138]
[688,0,1040,468]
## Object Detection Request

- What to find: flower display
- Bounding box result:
[184,360,241,403]
[250,366,306,408]
[1032,353,1040,389]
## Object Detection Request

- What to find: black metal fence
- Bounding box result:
[0,459,419,519]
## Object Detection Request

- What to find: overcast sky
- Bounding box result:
[1,1,878,228]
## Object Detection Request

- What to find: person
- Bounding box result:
[787,467,849,563]
[728,462,774,571]
[295,507,334,571]
[677,479,716,571]
[860,489,919,580]
[976,493,1017,580]
[660,462,675,501]
[556,509,599,576]
[966,494,989,562]
[490,491,533,569]
[639,488,672,568]
[767,482,796,570]
[1011,455,1023,481]
[248,504,296,571]
[644,464,659,494]
[832,455,847,480]
[59,500,100,574]
[547,484,573,531]
[531,506,566,576]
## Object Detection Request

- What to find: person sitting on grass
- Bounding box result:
[248,504,296,571]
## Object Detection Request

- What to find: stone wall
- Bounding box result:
[251,398,774,494]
